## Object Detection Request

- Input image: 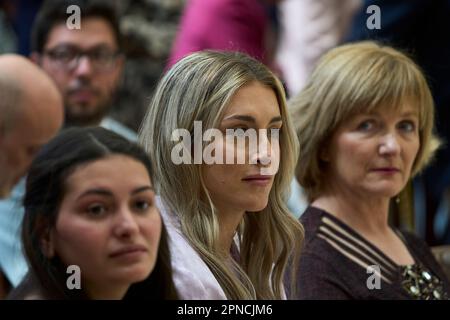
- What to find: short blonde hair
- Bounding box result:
[290,41,440,202]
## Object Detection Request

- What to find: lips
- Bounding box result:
[70,89,95,101]
[242,174,273,186]
[109,244,148,258]
[371,167,400,173]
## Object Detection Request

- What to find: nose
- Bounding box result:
[73,55,93,77]
[249,130,273,166]
[379,133,400,156]
[113,207,139,239]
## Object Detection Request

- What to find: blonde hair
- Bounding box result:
[290,41,441,202]
[140,51,303,299]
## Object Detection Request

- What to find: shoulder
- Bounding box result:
[7,274,48,300]
[157,198,227,300]
[294,249,353,299]
[295,207,369,299]
[398,229,434,258]
[399,229,447,273]
[100,117,137,142]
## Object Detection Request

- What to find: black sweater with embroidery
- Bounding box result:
[293,206,450,300]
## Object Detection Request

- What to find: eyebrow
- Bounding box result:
[222,115,282,125]
[46,43,117,52]
[363,110,419,118]
[400,111,419,118]
[76,186,154,200]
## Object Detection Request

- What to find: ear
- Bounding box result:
[40,228,56,259]
[29,52,41,65]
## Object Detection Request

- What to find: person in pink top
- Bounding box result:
[168,0,279,68]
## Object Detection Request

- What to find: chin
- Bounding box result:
[245,198,270,212]
[114,265,153,284]
[368,187,403,198]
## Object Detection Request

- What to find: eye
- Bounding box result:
[356,120,376,132]
[50,48,77,63]
[267,128,281,140]
[86,203,108,217]
[227,127,251,136]
[398,120,416,133]
[133,199,152,213]
[90,49,116,65]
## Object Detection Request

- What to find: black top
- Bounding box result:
[294,206,450,300]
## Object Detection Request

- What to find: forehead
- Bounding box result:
[45,17,117,49]
[64,155,151,193]
[356,101,419,118]
[222,82,280,118]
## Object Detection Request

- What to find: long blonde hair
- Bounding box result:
[140,51,303,299]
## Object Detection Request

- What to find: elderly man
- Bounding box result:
[0,54,63,199]
[0,54,63,297]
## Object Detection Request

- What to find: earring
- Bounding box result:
[395,196,400,204]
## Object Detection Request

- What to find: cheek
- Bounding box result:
[332,139,370,177]
[140,210,162,248]
[409,139,420,159]
[404,139,420,170]
[42,65,68,88]
[203,164,237,189]
[97,73,120,93]
[54,216,106,263]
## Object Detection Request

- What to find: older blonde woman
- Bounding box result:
[140,51,303,299]
[291,41,450,299]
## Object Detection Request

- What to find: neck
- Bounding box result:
[313,187,391,236]
[216,206,245,257]
[85,282,129,300]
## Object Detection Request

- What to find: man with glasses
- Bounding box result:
[30,0,133,136]
[0,0,136,298]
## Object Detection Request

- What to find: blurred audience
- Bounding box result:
[167,0,281,70]
[276,0,360,96]
[0,0,135,297]
[0,54,63,298]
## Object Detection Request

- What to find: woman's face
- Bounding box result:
[46,155,161,299]
[202,81,282,214]
[324,103,420,199]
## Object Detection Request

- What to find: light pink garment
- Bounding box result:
[157,197,227,300]
[276,0,361,96]
[168,0,269,68]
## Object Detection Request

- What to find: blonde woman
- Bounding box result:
[140,50,303,299]
[291,41,450,299]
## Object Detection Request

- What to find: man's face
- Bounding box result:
[0,99,63,198]
[38,17,123,126]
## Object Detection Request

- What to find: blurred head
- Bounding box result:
[21,127,177,299]
[141,50,302,299]
[291,41,440,202]
[0,54,63,198]
[31,0,124,127]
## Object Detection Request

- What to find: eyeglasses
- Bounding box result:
[43,46,122,72]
